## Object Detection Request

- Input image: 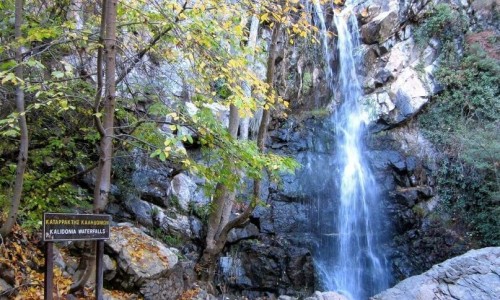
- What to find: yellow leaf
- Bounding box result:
[260,13,269,22]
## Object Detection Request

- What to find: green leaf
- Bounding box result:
[51,71,65,79]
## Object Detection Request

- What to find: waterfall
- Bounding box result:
[308,1,391,299]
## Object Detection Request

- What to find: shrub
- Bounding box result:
[414,3,468,47]
[419,32,500,246]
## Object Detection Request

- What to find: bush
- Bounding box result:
[414,3,468,47]
[419,32,500,246]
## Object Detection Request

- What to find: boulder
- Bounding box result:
[386,68,429,124]
[384,39,416,76]
[227,223,260,243]
[360,10,399,44]
[159,213,193,238]
[303,291,349,300]
[376,92,396,117]
[220,238,315,296]
[171,173,196,211]
[103,254,118,281]
[131,168,170,207]
[105,223,178,289]
[371,247,500,300]
[123,196,156,227]
[140,261,196,300]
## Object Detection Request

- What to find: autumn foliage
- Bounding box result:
[0,224,140,299]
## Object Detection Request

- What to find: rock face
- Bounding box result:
[360,10,399,44]
[219,237,315,297]
[140,261,196,300]
[371,247,500,300]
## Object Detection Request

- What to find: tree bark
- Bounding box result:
[199,103,240,284]
[94,0,117,213]
[70,0,116,293]
[0,0,28,238]
[240,13,260,141]
[197,22,281,287]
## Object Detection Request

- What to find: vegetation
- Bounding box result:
[0,0,317,294]
[419,4,500,246]
[414,3,468,47]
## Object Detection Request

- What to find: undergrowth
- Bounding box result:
[418,8,500,246]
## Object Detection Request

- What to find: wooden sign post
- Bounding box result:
[43,213,111,300]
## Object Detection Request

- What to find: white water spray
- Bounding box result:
[310,2,391,299]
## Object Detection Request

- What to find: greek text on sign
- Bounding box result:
[43,213,111,241]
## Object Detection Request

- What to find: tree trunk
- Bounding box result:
[240,13,260,141]
[0,0,28,238]
[199,103,240,284]
[197,23,281,288]
[70,0,116,293]
[94,0,117,213]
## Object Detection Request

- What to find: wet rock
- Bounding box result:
[105,223,178,289]
[372,247,500,300]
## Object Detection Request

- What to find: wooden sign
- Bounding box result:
[43,213,110,300]
[43,213,110,241]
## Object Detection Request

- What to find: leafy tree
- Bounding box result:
[0,0,28,237]
[0,0,315,292]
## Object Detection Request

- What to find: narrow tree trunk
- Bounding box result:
[0,0,28,238]
[70,0,116,293]
[240,13,260,141]
[199,103,240,284]
[94,0,117,213]
[257,23,280,151]
[197,23,281,287]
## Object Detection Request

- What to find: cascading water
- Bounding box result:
[306,1,391,299]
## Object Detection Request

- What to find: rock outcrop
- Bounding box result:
[371,247,500,300]
[105,223,178,289]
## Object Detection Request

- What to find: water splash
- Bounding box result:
[309,2,391,299]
